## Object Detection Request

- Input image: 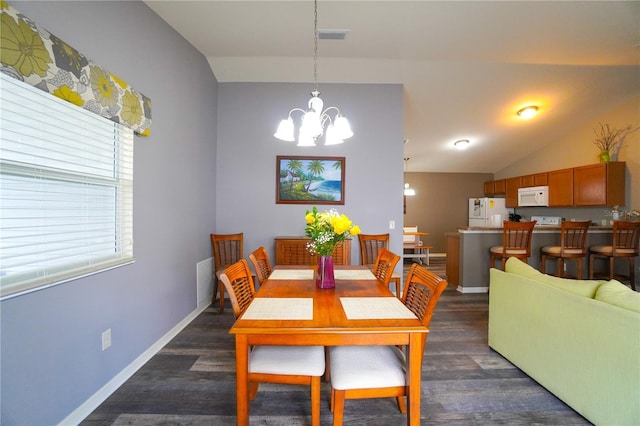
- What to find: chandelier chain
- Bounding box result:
[313,0,318,92]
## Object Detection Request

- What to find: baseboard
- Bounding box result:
[59,302,210,426]
[456,285,489,294]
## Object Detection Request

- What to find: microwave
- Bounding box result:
[518,186,549,207]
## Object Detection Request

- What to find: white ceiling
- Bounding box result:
[144,0,640,173]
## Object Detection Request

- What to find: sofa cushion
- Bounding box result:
[594,280,640,313]
[504,257,603,298]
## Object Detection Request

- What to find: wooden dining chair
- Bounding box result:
[589,220,640,290]
[328,263,447,426]
[489,220,537,270]
[248,246,272,287]
[210,232,243,313]
[219,259,325,426]
[540,220,591,278]
[358,234,402,298]
[371,247,401,297]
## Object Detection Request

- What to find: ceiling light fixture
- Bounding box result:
[403,157,416,196]
[274,0,353,146]
[517,105,539,119]
[454,139,470,150]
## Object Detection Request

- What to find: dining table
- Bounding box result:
[229,265,429,426]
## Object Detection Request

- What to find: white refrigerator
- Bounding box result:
[468,198,508,227]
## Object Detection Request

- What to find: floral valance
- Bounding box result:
[0,2,151,136]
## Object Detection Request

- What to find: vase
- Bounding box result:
[599,149,611,163]
[315,255,335,289]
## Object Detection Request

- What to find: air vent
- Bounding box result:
[317,29,350,40]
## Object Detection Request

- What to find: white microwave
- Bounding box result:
[518,186,549,207]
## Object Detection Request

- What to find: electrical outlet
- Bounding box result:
[389,220,395,230]
[102,329,112,351]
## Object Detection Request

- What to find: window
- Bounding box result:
[0,74,134,299]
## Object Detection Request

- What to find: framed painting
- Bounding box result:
[276,155,345,205]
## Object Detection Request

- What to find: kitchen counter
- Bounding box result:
[451,225,616,293]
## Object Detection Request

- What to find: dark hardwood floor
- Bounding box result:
[82,259,590,425]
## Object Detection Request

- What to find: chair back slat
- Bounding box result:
[211,233,243,270]
[219,259,255,318]
[612,221,640,255]
[248,246,272,285]
[372,247,400,287]
[402,263,448,328]
[358,233,390,266]
[560,220,590,255]
[503,221,537,255]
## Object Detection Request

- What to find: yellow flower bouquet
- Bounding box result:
[304,206,360,256]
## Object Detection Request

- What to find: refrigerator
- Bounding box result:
[468,197,508,227]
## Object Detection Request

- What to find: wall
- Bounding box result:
[403,172,493,252]
[496,96,640,213]
[216,82,405,265]
[0,2,218,424]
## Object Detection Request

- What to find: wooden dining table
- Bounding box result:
[229,265,429,425]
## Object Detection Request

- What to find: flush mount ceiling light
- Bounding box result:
[403,157,416,196]
[454,139,470,150]
[274,0,353,146]
[517,105,539,119]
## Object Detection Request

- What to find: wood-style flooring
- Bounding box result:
[82,259,590,425]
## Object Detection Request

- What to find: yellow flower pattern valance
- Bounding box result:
[0,2,151,136]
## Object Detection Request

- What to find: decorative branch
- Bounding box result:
[593,123,640,154]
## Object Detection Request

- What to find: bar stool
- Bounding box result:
[540,220,591,279]
[490,220,537,270]
[589,221,640,290]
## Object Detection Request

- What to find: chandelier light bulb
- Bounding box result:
[274,117,295,142]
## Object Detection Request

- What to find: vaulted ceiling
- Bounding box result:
[145,0,640,173]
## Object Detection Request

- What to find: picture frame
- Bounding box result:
[276,155,345,205]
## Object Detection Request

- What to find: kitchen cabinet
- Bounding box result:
[483,179,506,196]
[275,237,351,265]
[548,168,573,206]
[573,162,625,207]
[521,172,548,188]
[505,177,522,207]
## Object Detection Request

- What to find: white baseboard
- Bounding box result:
[456,285,489,294]
[59,303,209,426]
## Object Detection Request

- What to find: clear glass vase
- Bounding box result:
[315,255,335,289]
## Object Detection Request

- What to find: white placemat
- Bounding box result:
[340,297,418,320]
[242,298,313,320]
[334,269,377,280]
[268,269,314,280]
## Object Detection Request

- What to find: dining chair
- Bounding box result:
[489,220,537,270]
[358,234,401,298]
[248,246,272,287]
[540,220,591,279]
[328,263,448,426]
[589,220,640,290]
[219,259,325,426]
[210,232,243,313]
[371,247,401,297]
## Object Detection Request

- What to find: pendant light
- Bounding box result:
[274,0,353,146]
[403,157,416,196]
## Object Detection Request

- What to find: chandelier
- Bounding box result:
[404,157,416,196]
[274,0,353,146]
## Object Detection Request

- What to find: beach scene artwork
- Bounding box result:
[276,156,345,205]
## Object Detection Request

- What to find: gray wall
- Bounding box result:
[1,2,218,424]
[216,82,405,265]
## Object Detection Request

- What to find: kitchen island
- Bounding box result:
[447,224,618,293]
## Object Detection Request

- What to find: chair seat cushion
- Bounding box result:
[250,346,325,376]
[541,246,585,255]
[590,245,637,255]
[490,246,527,255]
[329,345,406,390]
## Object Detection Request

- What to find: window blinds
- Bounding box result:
[0,74,134,299]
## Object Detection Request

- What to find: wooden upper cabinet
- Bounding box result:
[484,179,506,196]
[505,177,522,208]
[548,168,573,206]
[521,172,548,188]
[573,162,625,207]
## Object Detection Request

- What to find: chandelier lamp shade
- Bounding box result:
[274,0,353,146]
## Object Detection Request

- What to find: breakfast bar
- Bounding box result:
[449,224,616,293]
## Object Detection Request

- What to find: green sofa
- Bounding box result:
[488,257,640,426]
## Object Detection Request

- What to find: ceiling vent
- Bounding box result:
[317,29,350,40]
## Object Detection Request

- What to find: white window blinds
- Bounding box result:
[0,73,134,299]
